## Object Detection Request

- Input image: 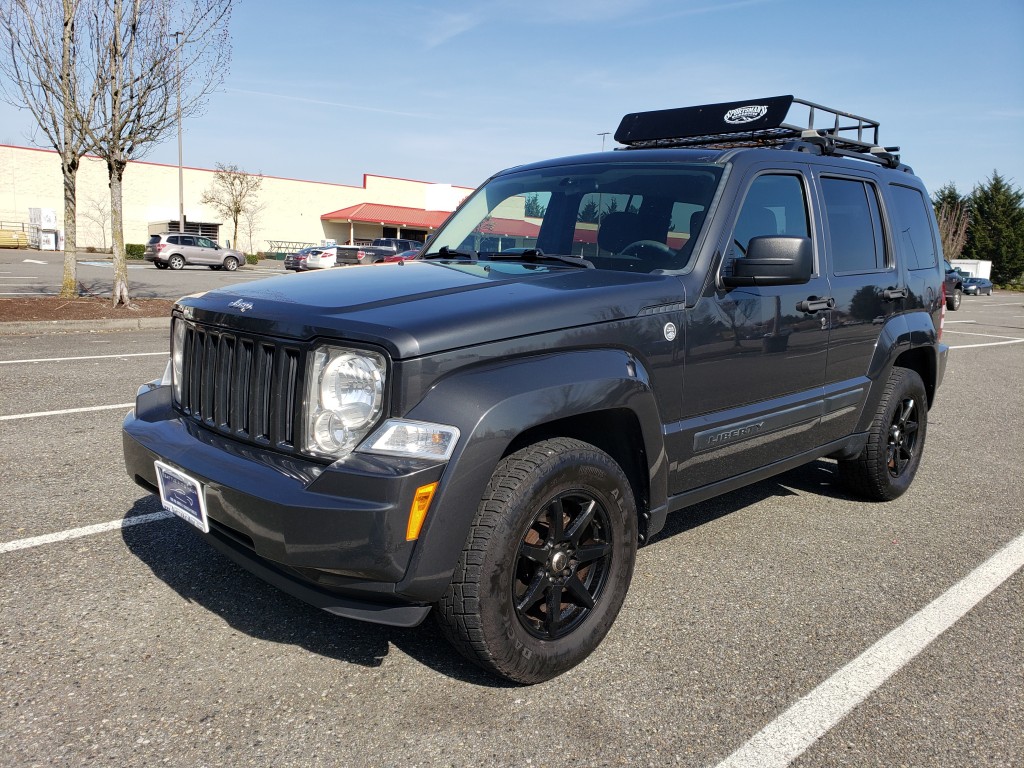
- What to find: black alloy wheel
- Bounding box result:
[513,491,613,640]
[886,394,920,479]
[437,438,637,684]
[838,367,927,501]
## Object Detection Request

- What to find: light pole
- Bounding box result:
[597,132,610,151]
[172,31,184,233]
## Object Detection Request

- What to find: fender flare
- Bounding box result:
[857,310,940,432]
[393,348,666,602]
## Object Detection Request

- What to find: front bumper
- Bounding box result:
[123,383,443,626]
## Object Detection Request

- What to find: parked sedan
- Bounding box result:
[285,246,338,271]
[963,277,994,296]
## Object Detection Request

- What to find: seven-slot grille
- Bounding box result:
[176,321,304,451]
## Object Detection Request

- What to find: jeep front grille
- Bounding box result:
[176,322,303,451]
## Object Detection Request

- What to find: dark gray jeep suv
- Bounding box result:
[124,97,949,683]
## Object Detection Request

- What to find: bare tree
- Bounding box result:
[80,192,110,249]
[200,162,263,251]
[241,199,266,256]
[936,199,970,261]
[87,0,232,306]
[0,0,105,297]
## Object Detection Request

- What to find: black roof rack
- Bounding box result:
[614,96,903,168]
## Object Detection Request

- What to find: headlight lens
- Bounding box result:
[359,419,460,461]
[306,346,386,458]
[171,317,186,403]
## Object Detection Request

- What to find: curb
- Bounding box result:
[0,316,170,336]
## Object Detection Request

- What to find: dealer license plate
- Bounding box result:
[154,461,209,533]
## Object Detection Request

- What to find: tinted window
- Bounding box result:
[181,236,196,247]
[889,184,938,270]
[167,235,180,245]
[821,178,886,273]
[147,235,160,244]
[731,174,810,256]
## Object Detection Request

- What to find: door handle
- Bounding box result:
[796,296,835,313]
[883,287,908,301]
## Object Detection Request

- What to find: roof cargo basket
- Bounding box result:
[615,96,902,168]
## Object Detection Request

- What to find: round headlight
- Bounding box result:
[306,346,386,458]
[319,352,384,430]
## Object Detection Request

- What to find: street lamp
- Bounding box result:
[171,31,184,233]
[597,132,610,151]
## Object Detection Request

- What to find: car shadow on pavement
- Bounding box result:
[649,458,846,545]
[120,495,513,688]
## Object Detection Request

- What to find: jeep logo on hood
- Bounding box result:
[724,105,768,124]
[228,299,254,313]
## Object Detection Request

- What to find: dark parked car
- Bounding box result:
[963,277,993,296]
[124,96,948,684]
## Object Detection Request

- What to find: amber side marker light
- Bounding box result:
[406,482,439,541]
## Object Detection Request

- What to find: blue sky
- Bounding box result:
[2,0,1022,196]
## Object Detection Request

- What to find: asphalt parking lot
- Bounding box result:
[0,293,1021,767]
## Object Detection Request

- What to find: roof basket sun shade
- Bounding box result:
[614,96,902,168]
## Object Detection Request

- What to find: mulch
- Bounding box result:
[0,296,176,322]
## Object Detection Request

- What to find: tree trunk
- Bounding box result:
[108,158,131,307]
[59,154,80,297]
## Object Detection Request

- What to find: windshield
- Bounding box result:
[427,161,723,273]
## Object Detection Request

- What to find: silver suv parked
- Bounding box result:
[145,233,244,271]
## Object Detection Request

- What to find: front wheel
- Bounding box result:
[223,256,239,271]
[838,367,927,501]
[437,438,637,684]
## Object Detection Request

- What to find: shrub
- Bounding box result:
[246,253,259,265]
[125,243,145,259]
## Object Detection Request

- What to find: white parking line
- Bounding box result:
[949,340,1024,350]
[943,330,1023,340]
[0,511,173,553]
[716,531,1024,768]
[0,403,134,421]
[0,351,165,365]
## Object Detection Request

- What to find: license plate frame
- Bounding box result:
[154,461,209,533]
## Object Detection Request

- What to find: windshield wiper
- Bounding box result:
[481,249,594,269]
[422,245,479,260]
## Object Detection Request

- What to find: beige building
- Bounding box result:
[0,143,472,253]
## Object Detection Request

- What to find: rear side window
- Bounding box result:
[821,177,887,273]
[167,235,180,245]
[888,184,938,270]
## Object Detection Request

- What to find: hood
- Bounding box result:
[177,260,684,359]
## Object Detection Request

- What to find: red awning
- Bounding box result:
[321,203,452,229]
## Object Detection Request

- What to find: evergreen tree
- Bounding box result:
[524,193,547,218]
[964,171,1024,285]
[577,199,600,223]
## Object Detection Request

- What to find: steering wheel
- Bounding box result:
[620,240,674,258]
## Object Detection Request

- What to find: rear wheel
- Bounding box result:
[946,287,962,311]
[437,438,637,684]
[168,254,185,270]
[154,262,168,270]
[838,367,927,501]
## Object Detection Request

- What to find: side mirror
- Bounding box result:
[721,236,812,287]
